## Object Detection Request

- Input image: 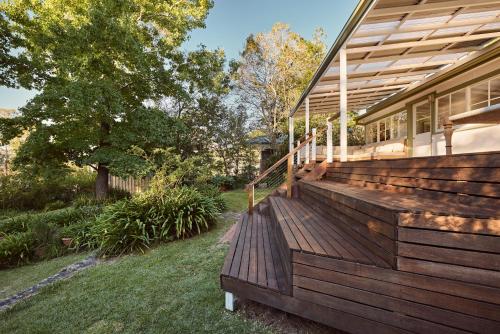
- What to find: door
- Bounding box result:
[413,100,432,157]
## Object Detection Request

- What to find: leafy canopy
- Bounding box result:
[231,23,326,149]
[0,0,214,181]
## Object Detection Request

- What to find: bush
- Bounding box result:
[89,187,219,256]
[0,232,35,268]
[0,206,102,235]
[210,175,235,191]
[195,184,226,212]
[0,169,96,210]
[0,205,103,268]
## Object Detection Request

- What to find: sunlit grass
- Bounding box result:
[0,253,89,299]
[0,217,273,334]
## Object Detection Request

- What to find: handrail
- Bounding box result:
[246,128,325,214]
[247,131,315,188]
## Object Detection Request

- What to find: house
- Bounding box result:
[221,1,500,333]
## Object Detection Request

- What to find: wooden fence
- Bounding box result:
[108,175,151,194]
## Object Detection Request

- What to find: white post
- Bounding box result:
[340,45,348,162]
[225,292,235,311]
[288,116,294,154]
[305,97,310,164]
[311,128,317,163]
[296,140,301,165]
[327,119,333,163]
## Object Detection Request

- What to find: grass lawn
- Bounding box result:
[0,252,89,299]
[0,191,274,334]
[221,188,273,212]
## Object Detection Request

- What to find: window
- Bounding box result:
[450,90,466,116]
[437,75,500,130]
[365,110,407,144]
[379,120,386,141]
[491,78,500,105]
[436,88,466,129]
[366,123,377,144]
[471,81,488,110]
[415,102,431,134]
[395,111,407,138]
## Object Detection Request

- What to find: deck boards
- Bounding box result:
[269,196,388,267]
[221,152,500,334]
[221,212,290,294]
[305,179,500,218]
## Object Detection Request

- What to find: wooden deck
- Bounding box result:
[221,152,500,334]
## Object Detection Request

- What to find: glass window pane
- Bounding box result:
[437,96,449,129]
[366,123,376,144]
[471,81,488,110]
[379,121,385,141]
[390,115,397,139]
[416,102,431,134]
[397,111,407,138]
[490,78,500,106]
[450,89,466,116]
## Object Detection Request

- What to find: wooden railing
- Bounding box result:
[246,130,320,214]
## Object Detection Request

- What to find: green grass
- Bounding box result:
[221,188,273,212]
[0,253,89,299]
[0,217,273,334]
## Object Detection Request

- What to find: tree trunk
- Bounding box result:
[96,164,109,200]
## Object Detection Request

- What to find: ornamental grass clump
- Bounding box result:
[90,186,220,256]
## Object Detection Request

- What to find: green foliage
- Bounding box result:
[232,23,326,150]
[0,206,102,235]
[0,0,220,195]
[0,232,35,268]
[0,205,102,268]
[194,184,226,212]
[210,175,235,190]
[89,187,219,256]
[0,169,96,210]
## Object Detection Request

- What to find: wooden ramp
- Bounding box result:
[221,152,500,334]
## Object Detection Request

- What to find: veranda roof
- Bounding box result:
[291,0,500,120]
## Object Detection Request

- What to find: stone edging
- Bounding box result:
[0,255,98,311]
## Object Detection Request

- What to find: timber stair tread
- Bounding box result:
[221,212,290,294]
[302,179,500,219]
[269,196,391,268]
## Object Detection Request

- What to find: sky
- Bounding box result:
[0,0,359,110]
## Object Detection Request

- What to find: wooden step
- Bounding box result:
[268,196,392,268]
[221,212,291,295]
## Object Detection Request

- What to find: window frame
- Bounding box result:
[435,74,500,132]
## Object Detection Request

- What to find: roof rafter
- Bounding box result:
[367,0,500,18]
[347,32,500,54]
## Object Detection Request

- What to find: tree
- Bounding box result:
[213,105,252,176]
[157,46,230,160]
[0,0,213,199]
[231,23,325,151]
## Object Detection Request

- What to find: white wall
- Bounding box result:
[432,124,500,156]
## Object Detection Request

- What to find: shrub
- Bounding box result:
[0,204,103,267]
[210,175,235,191]
[0,232,35,268]
[90,187,219,256]
[0,169,96,210]
[195,184,226,212]
[0,206,102,235]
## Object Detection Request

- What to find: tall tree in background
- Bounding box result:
[231,23,326,150]
[0,0,213,199]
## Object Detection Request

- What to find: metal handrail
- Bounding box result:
[246,128,324,213]
[247,132,314,188]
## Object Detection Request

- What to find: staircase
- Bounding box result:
[221,151,500,334]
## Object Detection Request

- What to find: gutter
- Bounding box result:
[289,0,377,117]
